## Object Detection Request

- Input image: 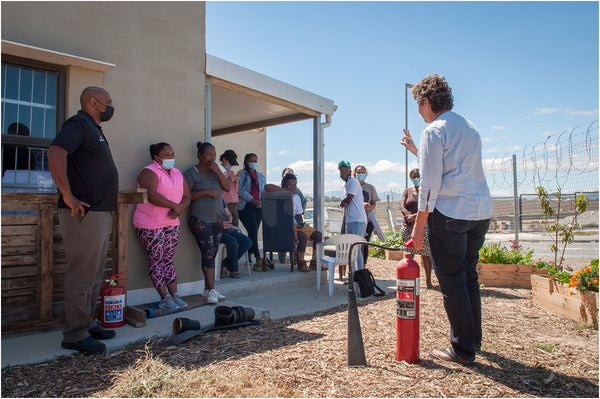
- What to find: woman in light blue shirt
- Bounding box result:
[402,74,492,366]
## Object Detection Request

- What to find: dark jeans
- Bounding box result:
[362,221,374,263]
[220,228,252,272]
[427,209,490,361]
[238,204,262,260]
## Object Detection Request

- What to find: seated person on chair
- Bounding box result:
[266,174,322,272]
[219,200,252,278]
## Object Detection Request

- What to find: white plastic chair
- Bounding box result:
[316,234,365,297]
[215,226,251,281]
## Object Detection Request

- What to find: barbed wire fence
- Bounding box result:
[375,120,598,267]
[482,120,599,267]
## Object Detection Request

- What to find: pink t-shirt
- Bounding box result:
[133,161,184,229]
[221,169,239,204]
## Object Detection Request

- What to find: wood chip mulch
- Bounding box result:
[2,258,598,398]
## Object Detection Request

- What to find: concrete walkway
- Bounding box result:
[1,265,376,369]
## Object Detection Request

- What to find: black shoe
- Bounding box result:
[62,336,106,355]
[89,325,116,340]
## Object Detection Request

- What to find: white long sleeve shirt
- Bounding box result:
[417,111,493,221]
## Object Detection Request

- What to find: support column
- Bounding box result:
[205,77,212,143]
[313,116,324,235]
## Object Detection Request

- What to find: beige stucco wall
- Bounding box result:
[2,2,208,291]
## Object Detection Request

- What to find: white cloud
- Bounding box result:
[366,159,403,174]
[482,137,494,142]
[491,125,506,130]
[485,148,498,154]
[507,145,521,152]
[386,181,404,192]
[568,109,599,117]
[278,150,290,155]
[532,107,559,115]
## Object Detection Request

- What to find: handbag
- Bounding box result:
[353,269,385,298]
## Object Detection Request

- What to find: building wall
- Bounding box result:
[2,2,208,291]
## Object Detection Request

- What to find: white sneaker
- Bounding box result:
[172,293,188,308]
[206,289,220,304]
[159,294,180,310]
[203,289,225,300]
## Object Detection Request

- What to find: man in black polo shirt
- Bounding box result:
[48,86,119,355]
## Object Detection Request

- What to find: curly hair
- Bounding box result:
[281,173,297,189]
[412,74,453,113]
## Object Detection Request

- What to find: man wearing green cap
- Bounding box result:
[338,160,367,278]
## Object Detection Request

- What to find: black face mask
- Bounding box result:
[99,105,115,122]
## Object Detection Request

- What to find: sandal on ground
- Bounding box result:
[230,271,241,278]
[429,347,475,365]
[221,267,230,279]
[253,261,264,272]
[265,258,275,270]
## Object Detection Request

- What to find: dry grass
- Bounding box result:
[2,258,598,397]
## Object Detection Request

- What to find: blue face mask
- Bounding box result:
[412,178,421,187]
[356,173,366,182]
[224,165,232,170]
[160,158,175,170]
[248,162,258,170]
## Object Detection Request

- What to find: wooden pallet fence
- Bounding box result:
[531,274,598,329]
[477,263,547,289]
[1,190,145,335]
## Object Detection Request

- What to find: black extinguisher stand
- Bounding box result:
[347,241,367,367]
[346,241,407,367]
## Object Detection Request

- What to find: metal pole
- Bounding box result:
[512,154,519,245]
[404,83,414,190]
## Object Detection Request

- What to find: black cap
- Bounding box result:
[220,150,239,166]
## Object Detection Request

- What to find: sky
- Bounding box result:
[206,1,599,198]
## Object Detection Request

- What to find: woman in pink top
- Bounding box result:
[219,149,241,226]
[133,142,191,310]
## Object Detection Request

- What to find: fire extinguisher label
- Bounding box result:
[103,294,125,322]
[396,278,419,320]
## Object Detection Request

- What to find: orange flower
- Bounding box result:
[584,266,592,272]
[594,278,599,284]
[575,269,582,276]
[569,291,573,296]
[588,282,592,286]
[571,276,578,282]
[480,256,485,262]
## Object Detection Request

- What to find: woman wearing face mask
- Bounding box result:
[400,168,435,289]
[219,150,241,227]
[238,153,269,272]
[353,165,385,264]
[133,142,191,310]
[185,142,231,304]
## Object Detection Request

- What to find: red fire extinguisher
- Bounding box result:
[100,271,127,328]
[396,239,420,363]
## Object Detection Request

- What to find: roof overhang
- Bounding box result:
[1,40,115,71]
[206,54,336,136]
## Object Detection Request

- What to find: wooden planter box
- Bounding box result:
[477,263,547,289]
[385,249,404,260]
[531,274,598,329]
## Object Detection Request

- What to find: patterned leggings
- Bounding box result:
[136,225,180,289]
[188,215,222,269]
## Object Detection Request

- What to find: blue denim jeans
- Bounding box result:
[345,221,367,270]
[427,209,490,361]
[220,228,252,272]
